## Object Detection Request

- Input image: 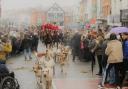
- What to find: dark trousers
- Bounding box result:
[122,59,128,86]
[33,45,38,52]
[102,55,108,70]
[97,55,103,74]
[79,49,84,61]
[123,59,128,74]
[91,52,95,65]
[73,54,76,61]
[102,63,123,86]
[72,49,77,61]
[0,60,6,64]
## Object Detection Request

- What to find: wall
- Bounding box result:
[96,0,102,18]
[86,0,92,19]
[121,0,128,9]
[108,0,121,26]
[102,0,111,18]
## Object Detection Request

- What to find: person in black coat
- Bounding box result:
[82,37,90,62]
[10,37,17,55]
[59,32,64,44]
[46,33,52,48]
[22,34,32,61]
[71,32,81,62]
[32,33,39,52]
[53,31,60,48]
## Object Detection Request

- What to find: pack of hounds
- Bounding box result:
[33,44,71,89]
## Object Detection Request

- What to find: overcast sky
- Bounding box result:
[2,0,80,11]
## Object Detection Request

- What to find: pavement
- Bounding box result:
[6,41,100,89]
[7,55,37,89]
[53,56,100,89]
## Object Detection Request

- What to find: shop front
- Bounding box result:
[120,9,128,27]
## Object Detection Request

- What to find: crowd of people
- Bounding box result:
[40,29,71,48]
[0,27,72,62]
[0,26,128,88]
[0,28,39,62]
[70,28,128,88]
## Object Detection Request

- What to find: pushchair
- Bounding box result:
[0,64,20,89]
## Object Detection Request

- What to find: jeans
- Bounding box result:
[102,63,121,86]
[109,66,116,84]
[0,60,6,64]
[24,48,32,60]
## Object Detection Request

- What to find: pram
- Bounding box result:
[0,64,20,89]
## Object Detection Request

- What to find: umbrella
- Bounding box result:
[91,53,95,75]
[41,23,60,31]
[41,24,45,30]
[110,27,128,34]
[54,26,59,30]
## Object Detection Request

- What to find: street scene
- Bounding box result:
[0,0,128,89]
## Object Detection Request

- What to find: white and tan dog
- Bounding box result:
[56,45,71,74]
[33,50,55,89]
[42,67,53,89]
[52,44,62,63]
[40,52,55,89]
[64,46,71,64]
[33,62,43,84]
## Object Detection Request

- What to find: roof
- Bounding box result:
[47,3,65,13]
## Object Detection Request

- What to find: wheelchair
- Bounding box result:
[0,72,20,89]
[0,67,20,89]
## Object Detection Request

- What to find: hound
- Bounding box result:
[42,67,53,89]
[33,62,43,85]
[33,51,55,89]
[57,46,71,74]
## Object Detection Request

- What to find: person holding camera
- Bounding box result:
[0,37,12,64]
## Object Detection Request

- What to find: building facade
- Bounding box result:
[47,3,65,26]
[97,0,111,29]
[96,0,104,29]
[79,0,87,23]
[30,9,46,26]
[92,0,97,18]
[0,0,1,17]
[120,0,128,27]
[108,0,121,26]
[90,0,97,26]
[96,0,102,18]
[121,0,128,10]
[102,0,111,18]
[78,0,128,29]
[86,0,93,20]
